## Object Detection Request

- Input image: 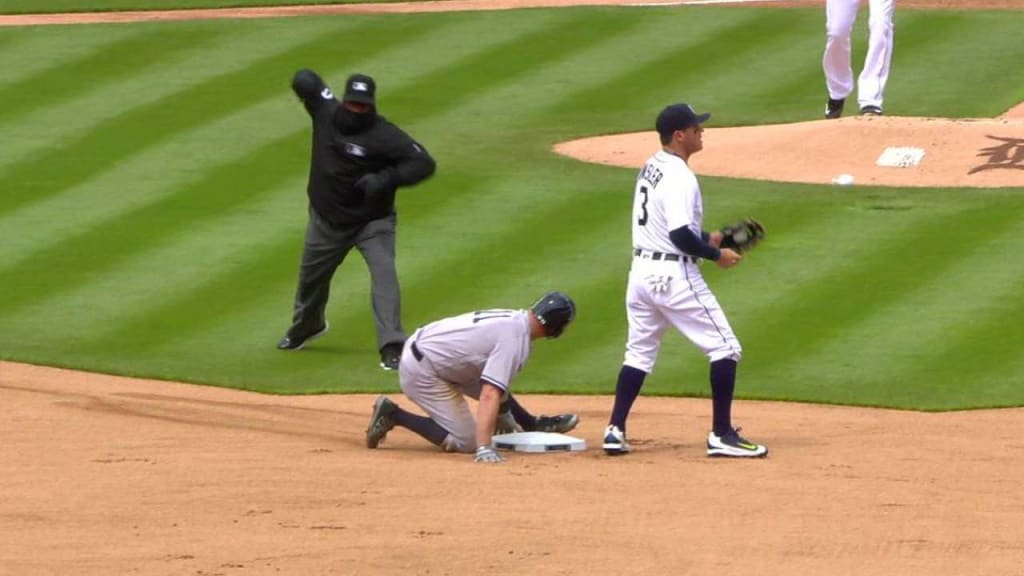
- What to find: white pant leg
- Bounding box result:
[823,0,860,100]
[857,0,895,109]
[398,346,476,453]
[664,265,743,363]
[623,275,670,373]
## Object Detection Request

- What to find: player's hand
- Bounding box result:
[474,445,504,463]
[355,172,392,196]
[709,230,724,248]
[715,248,742,269]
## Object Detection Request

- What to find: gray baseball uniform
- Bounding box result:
[399,309,532,453]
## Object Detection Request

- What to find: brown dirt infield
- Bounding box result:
[2,1,1024,575]
[4,360,1024,576]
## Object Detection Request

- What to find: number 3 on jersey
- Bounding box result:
[637,185,649,226]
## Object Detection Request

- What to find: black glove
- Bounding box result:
[355,171,393,197]
[718,218,766,253]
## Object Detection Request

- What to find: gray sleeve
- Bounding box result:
[479,339,525,392]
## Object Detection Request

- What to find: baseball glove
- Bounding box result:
[718,218,765,253]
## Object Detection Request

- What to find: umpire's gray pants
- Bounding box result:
[287,207,405,350]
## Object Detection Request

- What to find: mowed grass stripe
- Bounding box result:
[0,29,221,124]
[646,8,825,124]
[0,24,233,173]
[0,18,387,218]
[0,25,138,85]
[548,9,796,131]
[0,18,353,174]
[749,200,1022,394]
[778,200,1024,409]
[888,11,1024,118]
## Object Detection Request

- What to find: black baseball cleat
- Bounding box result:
[378,341,404,371]
[860,105,883,116]
[531,414,580,433]
[824,97,845,119]
[276,322,329,351]
[366,395,398,449]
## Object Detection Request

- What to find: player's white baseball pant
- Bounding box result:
[823,0,895,109]
[623,261,742,374]
[398,340,478,453]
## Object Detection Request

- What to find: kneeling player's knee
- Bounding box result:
[441,432,475,454]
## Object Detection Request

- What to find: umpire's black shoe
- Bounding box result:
[824,97,845,119]
[860,105,883,116]
[277,322,329,351]
[379,341,404,371]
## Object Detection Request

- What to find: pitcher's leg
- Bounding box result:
[857,0,895,110]
[823,0,859,100]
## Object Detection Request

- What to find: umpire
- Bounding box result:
[277,68,436,371]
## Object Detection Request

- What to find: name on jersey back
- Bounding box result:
[639,163,663,188]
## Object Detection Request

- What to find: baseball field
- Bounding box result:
[2,0,1023,574]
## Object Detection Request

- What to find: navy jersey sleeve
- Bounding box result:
[291,68,335,117]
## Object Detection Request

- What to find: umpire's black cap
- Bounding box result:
[655,103,710,140]
[343,73,376,105]
[531,291,576,339]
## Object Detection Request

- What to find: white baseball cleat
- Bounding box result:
[706,428,767,458]
[602,424,632,455]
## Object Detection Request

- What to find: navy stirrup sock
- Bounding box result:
[504,396,538,431]
[710,359,737,436]
[609,365,647,432]
[393,408,448,446]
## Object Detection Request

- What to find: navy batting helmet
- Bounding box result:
[530,291,576,338]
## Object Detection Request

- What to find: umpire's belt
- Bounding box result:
[410,340,424,362]
[633,249,696,263]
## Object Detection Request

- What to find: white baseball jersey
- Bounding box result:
[823,0,895,109]
[397,309,533,452]
[624,150,741,373]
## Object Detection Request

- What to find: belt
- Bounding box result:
[410,341,424,362]
[633,249,695,263]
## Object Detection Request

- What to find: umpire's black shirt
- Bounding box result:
[292,69,436,226]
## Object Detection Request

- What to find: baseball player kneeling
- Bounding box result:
[365,292,578,463]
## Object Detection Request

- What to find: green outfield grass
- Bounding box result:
[2,6,1023,409]
[0,0,414,14]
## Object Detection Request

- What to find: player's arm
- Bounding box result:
[474,382,505,463]
[670,226,741,268]
[291,68,334,116]
[379,130,437,189]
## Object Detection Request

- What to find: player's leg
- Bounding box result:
[281,208,354,349]
[367,345,473,451]
[667,268,766,458]
[355,213,406,368]
[857,0,895,112]
[823,0,859,108]
[606,277,669,454]
[397,357,477,453]
[499,395,579,434]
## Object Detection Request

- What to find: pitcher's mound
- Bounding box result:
[555,114,1024,188]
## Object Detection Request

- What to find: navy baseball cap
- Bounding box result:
[655,103,711,139]
[343,73,376,104]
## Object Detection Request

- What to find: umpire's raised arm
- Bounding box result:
[291,68,334,116]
